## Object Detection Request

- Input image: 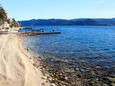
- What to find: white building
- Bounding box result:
[0,20,19,32]
[0,22,10,31]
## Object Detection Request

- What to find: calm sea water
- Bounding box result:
[24,26,115,68]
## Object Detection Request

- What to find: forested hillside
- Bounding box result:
[0,5,19,31]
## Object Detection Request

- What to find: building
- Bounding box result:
[0,21,9,31]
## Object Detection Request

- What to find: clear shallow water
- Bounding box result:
[24,26,115,68]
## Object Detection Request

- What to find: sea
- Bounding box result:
[24,26,115,69]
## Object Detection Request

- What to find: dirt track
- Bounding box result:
[0,34,49,86]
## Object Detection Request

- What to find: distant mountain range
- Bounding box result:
[19,18,115,26]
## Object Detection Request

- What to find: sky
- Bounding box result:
[0,0,115,20]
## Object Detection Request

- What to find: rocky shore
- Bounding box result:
[22,33,115,86]
[37,57,115,86]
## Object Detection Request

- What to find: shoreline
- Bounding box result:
[0,33,114,86]
[39,57,115,86]
[22,34,115,86]
[0,33,50,86]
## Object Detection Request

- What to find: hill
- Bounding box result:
[0,5,19,31]
[19,18,115,26]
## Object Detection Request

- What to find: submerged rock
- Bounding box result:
[39,57,115,86]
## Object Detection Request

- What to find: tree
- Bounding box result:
[0,6,8,25]
[10,18,19,28]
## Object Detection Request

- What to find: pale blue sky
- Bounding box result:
[0,0,115,20]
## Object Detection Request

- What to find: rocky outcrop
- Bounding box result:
[0,5,20,31]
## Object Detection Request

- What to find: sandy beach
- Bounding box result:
[0,34,49,86]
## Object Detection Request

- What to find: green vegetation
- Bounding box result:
[0,5,19,28]
[10,18,19,28]
[0,6,7,25]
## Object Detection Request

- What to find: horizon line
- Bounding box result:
[18,17,115,21]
